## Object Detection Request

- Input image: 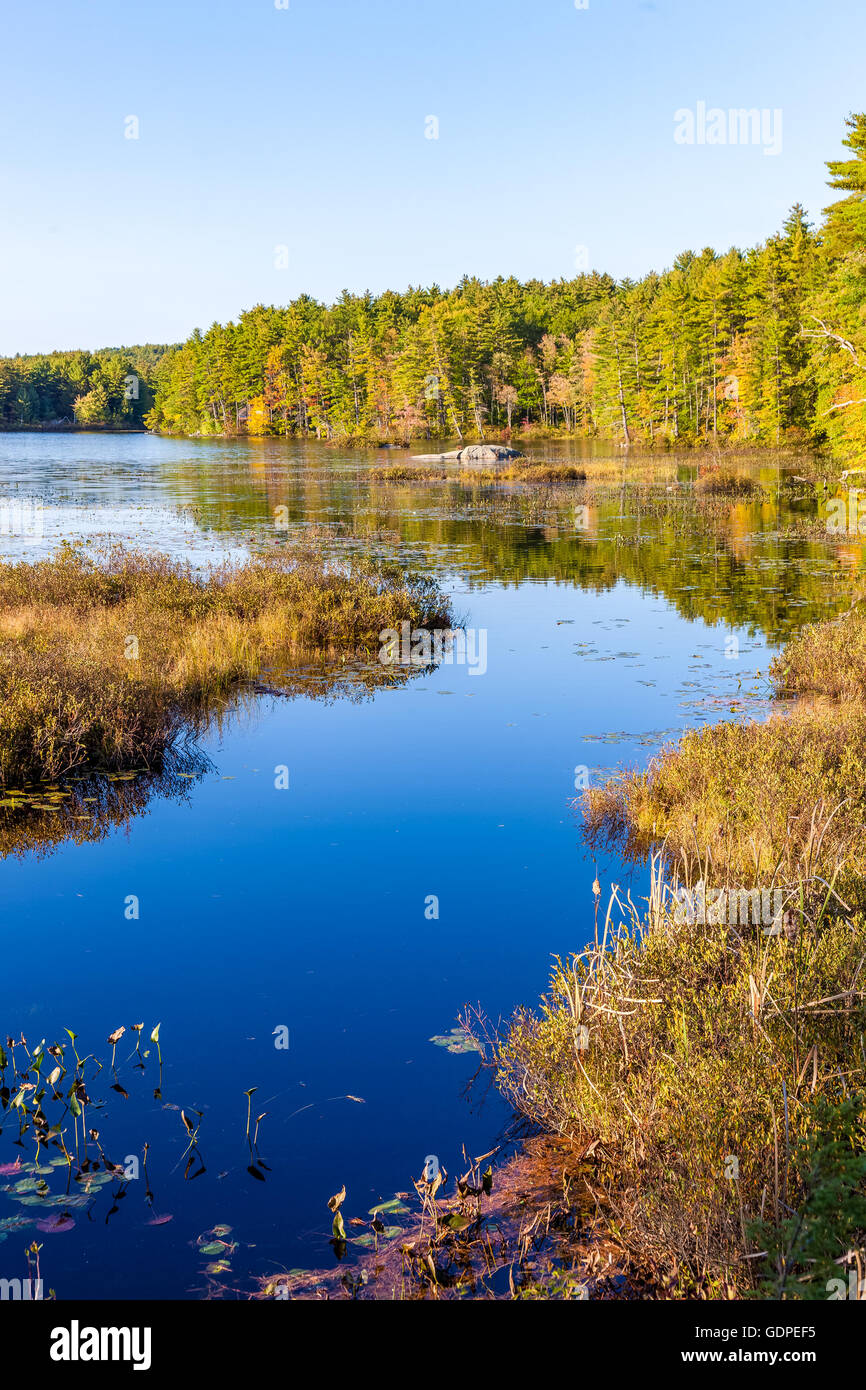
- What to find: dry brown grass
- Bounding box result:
[582,704,866,889]
[495,874,866,1297]
[770,600,866,701]
[0,543,452,783]
[695,464,762,496]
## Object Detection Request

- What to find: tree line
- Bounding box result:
[3,113,864,454]
[0,346,169,429]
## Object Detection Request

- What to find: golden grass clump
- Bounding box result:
[0,543,452,783]
[694,465,761,496]
[368,465,447,482]
[582,704,866,889]
[770,601,866,701]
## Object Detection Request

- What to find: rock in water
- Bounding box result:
[410,444,524,464]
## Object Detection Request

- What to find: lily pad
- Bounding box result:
[0,1216,34,1232]
[37,1214,75,1233]
[17,1192,90,1209]
[369,1198,411,1216]
[352,1225,403,1247]
[429,1029,481,1055]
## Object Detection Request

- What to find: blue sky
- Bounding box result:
[1,0,863,354]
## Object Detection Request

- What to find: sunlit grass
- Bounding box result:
[494,871,866,1297]
[0,543,452,782]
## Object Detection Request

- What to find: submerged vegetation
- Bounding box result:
[0,543,451,783]
[258,1136,636,1301]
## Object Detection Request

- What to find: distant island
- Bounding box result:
[2,114,863,459]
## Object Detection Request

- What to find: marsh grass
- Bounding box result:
[493,869,866,1296]
[771,600,866,701]
[543,562,866,1295]
[694,464,763,496]
[582,705,866,889]
[368,465,447,482]
[0,543,452,783]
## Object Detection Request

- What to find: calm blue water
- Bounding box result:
[0,434,840,1297]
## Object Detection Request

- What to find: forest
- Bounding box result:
[2,114,864,455]
[0,344,167,430]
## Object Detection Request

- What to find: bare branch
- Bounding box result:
[801,316,864,370]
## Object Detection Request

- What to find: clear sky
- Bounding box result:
[1,0,863,355]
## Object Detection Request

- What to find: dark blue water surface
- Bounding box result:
[0,434,843,1297]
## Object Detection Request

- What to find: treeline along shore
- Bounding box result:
[1,115,864,458]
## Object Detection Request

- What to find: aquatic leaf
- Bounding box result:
[17,1193,90,1208]
[429,1029,481,1055]
[146,1213,173,1226]
[442,1213,473,1232]
[0,1160,23,1176]
[482,1165,493,1196]
[37,1214,75,1233]
[199,1241,227,1255]
[0,1216,34,1232]
[352,1225,402,1247]
[211,1224,232,1237]
[205,1260,232,1274]
[369,1198,411,1216]
[332,1211,346,1241]
[150,1023,161,1045]
[328,1185,346,1214]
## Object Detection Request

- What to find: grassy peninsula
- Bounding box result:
[0,544,450,784]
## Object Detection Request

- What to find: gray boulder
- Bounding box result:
[410,444,524,464]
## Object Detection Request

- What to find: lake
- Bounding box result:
[0,432,845,1298]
